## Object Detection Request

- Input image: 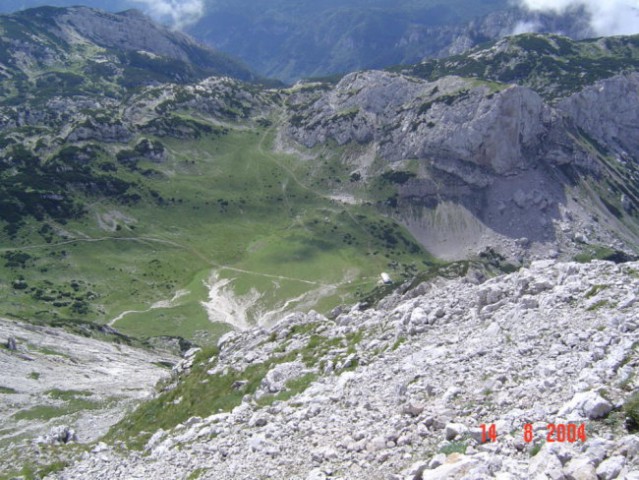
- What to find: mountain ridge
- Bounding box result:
[0,5,258,89]
[281,53,639,261]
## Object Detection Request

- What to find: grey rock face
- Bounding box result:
[558,73,639,162]
[283,69,639,261]
[288,72,565,179]
[59,8,199,64]
[67,119,133,144]
[560,391,614,420]
[37,425,77,445]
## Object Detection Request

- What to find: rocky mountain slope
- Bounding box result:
[0,1,597,83]
[0,5,435,345]
[0,317,177,477]
[0,6,256,91]
[402,35,639,101]
[282,34,639,262]
[1,9,638,335]
[0,1,133,14]
[43,259,639,479]
[0,8,639,478]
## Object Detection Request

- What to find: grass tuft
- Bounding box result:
[624,391,639,433]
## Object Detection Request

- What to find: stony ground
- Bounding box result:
[48,260,639,479]
[0,319,176,471]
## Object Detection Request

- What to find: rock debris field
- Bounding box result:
[0,318,176,470]
[50,260,639,479]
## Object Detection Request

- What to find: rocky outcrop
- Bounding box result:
[1,6,257,88]
[0,318,177,470]
[58,8,205,65]
[284,71,639,261]
[49,260,639,479]
[67,118,133,144]
[286,71,600,179]
[558,72,639,162]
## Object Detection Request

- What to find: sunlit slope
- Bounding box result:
[0,126,435,344]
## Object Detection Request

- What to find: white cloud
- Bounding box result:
[512,20,541,34]
[517,0,639,36]
[129,0,204,29]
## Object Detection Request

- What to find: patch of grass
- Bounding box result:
[108,325,368,449]
[106,346,268,449]
[35,460,69,478]
[587,300,609,311]
[256,373,318,407]
[0,460,69,480]
[600,410,626,431]
[45,389,92,401]
[574,245,634,264]
[391,336,406,351]
[187,468,207,480]
[27,372,40,380]
[0,386,17,394]
[530,443,543,457]
[153,361,175,369]
[13,395,101,421]
[286,322,321,339]
[624,391,639,433]
[439,440,467,455]
[14,405,75,421]
[299,329,364,368]
[31,345,71,358]
[585,284,608,298]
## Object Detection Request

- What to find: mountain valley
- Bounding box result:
[0,5,638,479]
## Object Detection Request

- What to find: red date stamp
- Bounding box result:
[538,423,587,443]
[480,423,497,443]
[480,423,587,443]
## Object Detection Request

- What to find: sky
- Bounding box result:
[517,0,639,36]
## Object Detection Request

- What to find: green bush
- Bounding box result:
[624,391,639,432]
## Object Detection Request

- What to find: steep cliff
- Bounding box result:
[282,36,639,261]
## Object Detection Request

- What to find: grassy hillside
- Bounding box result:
[0,122,435,344]
[0,6,441,346]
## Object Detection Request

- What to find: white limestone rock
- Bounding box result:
[559,391,613,420]
[596,456,626,480]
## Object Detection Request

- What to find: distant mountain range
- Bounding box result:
[0,0,133,13]
[0,0,599,82]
